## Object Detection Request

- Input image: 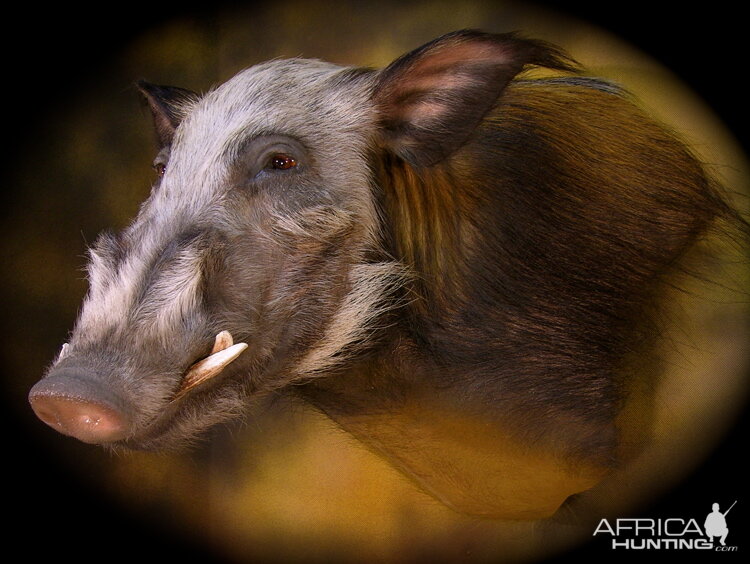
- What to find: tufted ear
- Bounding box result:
[136,80,200,149]
[373,30,578,167]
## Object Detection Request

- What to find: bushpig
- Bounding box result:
[28,30,746,519]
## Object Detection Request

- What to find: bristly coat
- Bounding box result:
[29,30,746,519]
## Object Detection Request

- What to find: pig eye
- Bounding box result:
[152,148,170,180]
[239,136,306,180]
[269,154,298,171]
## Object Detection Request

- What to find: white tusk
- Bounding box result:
[56,343,70,362]
[175,334,248,399]
[211,330,234,354]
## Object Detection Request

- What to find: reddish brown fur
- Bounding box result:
[343,77,735,468]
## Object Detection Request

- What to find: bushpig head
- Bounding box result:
[29,63,387,449]
[31,31,575,450]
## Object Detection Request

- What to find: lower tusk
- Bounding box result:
[56,343,70,363]
[175,341,248,399]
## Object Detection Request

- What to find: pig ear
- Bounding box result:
[136,80,200,148]
[373,30,578,167]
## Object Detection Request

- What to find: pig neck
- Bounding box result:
[298,342,609,520]
[298,158,610,518]
[375,154,479,321]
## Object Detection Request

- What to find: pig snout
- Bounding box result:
[28,367,130,444]
[28,332,248,445]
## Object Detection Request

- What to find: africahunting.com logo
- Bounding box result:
[593,501,738,551]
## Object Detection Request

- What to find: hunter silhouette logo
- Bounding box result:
[593,500,739,551]
[704,501,736,547]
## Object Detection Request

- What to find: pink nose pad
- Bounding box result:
[29,369,130,444]
[30,395,127,444]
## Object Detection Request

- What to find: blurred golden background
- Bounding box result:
[2,1,748,563]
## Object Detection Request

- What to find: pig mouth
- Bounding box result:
[116,330,249,449]
[172,330,249,401]
[113,330,249,449]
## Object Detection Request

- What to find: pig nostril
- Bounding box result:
[30,395,128,444]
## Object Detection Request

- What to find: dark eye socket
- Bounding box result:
[153,162,167,177]
[269,154,298,171]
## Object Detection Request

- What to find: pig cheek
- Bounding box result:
[214,242,284,340]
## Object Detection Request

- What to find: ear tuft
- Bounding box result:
[373,30,579,167]
[136,80,200,149]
